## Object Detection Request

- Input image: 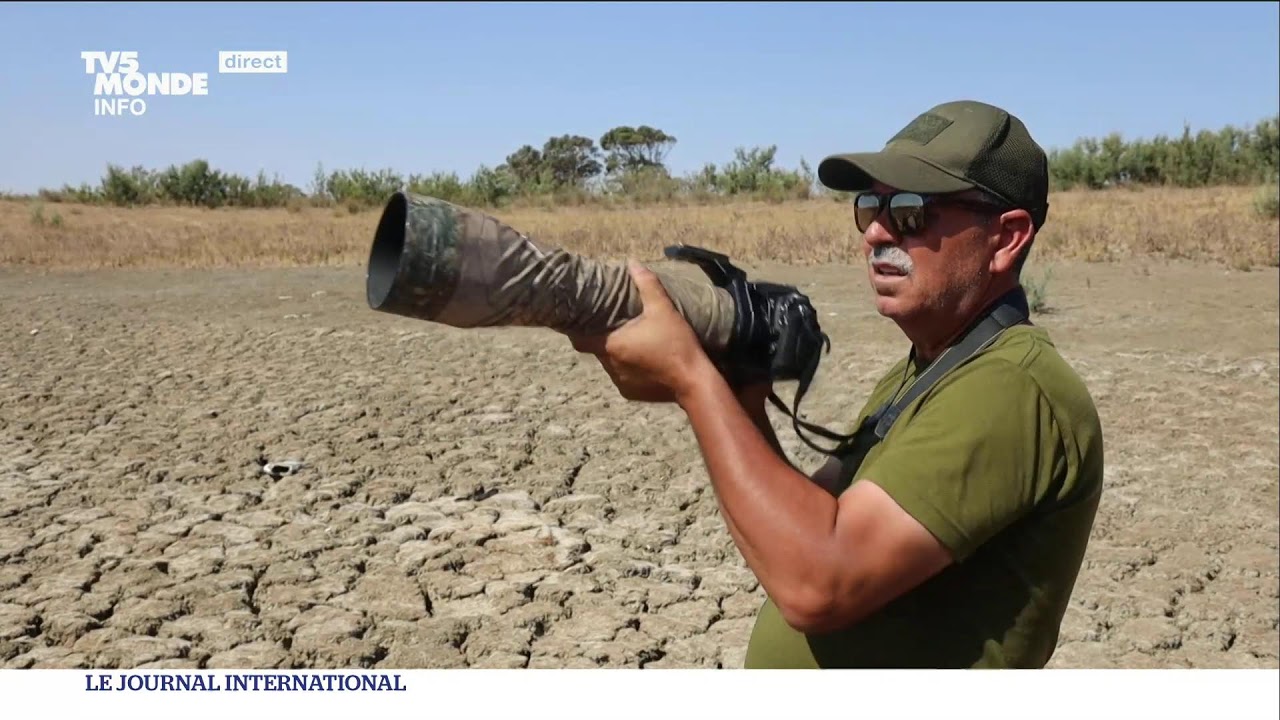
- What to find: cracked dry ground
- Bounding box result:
[1,259,1277,670]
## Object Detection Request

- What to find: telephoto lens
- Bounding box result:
[365,191,738,349]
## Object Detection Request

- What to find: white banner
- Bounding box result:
[0,669,1276,719]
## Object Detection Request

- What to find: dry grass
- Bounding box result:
[2,185,1276,271]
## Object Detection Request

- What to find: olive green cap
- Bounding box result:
[818,100,1050,228]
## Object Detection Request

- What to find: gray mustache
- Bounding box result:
[871,245,914,274]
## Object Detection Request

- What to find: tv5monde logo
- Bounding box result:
[81,50,288,117]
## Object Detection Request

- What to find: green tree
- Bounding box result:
[101,164,158,206]
[157,159,227,207]
[540,134,603,188]
[501,145,545,190]
[599,125,677,175]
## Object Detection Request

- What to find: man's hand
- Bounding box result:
[567,260,716,404]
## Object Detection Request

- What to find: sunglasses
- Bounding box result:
[853,191,1008,235]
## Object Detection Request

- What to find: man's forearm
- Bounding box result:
[676,359,839,605]
[734,386,797,471]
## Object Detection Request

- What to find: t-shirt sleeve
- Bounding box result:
[855,358,1060,562]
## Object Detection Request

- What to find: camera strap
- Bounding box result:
[767,287,1031,457]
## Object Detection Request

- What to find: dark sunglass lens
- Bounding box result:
[889,193,926,234]
[854,194,881,232]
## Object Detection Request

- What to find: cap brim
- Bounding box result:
[817,151,975,194]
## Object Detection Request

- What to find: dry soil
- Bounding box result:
[1,257,1276,669]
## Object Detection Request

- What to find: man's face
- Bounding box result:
[857,181,1004,324]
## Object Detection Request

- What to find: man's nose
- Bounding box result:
[862,213,897,247]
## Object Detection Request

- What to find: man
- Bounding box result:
[566,100,1104,668]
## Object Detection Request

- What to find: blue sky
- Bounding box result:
[1,1,1277,194]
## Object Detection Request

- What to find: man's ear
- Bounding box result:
[989,209,1035,274]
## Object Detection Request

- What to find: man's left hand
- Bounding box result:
[567,260,712,404]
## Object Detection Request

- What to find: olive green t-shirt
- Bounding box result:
[743,324,1104,669]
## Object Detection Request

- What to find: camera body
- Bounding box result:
[664,244,830,388]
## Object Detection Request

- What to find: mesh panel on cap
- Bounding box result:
[967,114,1050,228]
